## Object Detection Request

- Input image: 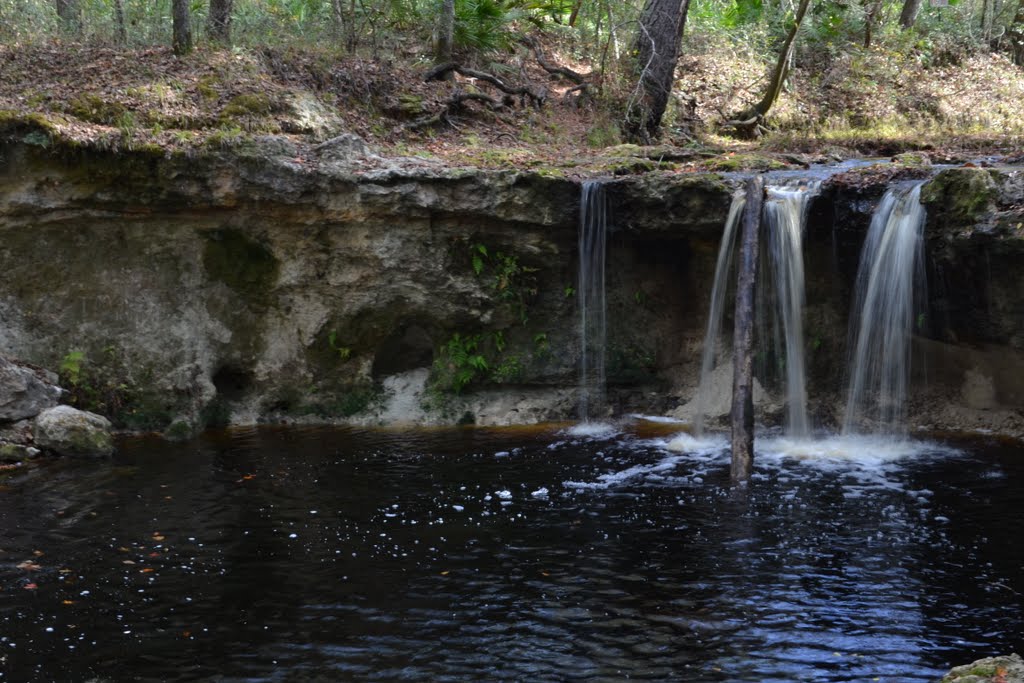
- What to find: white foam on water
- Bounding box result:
[665,432,729,454]
[628,414,686,424]
[756,434,959,467]
[564,422,619,439]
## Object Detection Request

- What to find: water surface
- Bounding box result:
[1,423,1021,682]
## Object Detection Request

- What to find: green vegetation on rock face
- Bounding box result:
[202,229,279,302]
[921,169,999,228]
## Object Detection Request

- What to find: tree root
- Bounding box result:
[425,62,546,107]
[405,90,507,131]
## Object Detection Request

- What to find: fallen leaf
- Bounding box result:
[140,568,155,574]
[16,561,42,571]
[62,600,75,605]
[23,583,37,590]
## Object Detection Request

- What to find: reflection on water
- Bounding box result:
[0,423,1021,682]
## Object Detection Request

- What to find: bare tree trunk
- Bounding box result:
[730,0,812,129]
[899,0,923,28]
[1010,0,1024,65]
[114,0,127,43]
[982,0,995,43]
[731,175,764,484]
[54,0,82,34]
[435,0,455,65]
[864,0,883,47]
[624,0,692,143]
[172,0,193,55]
[208,0,234,43]
[568,0,583,26]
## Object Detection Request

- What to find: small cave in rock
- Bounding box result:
[212,366,254,402]
[371,323,436,379]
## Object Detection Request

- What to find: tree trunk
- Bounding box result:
[172,0,193,55]
[208,0,234,43]
[568,0,583,26]
[435,0,456,66]
[623,0,692,143]
[113,0,127,43]
[54,0,82,34]
[1010,0,1024,65]
[899,0,923,28]
[864,0,883,47]
[731,0,811,128]
[731,175,764,484]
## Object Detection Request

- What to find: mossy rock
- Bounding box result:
[68,93,128,126]
[704,154,794,172]
[921,168,999,230]
[941,653,1024,683]
[221,93,277,119]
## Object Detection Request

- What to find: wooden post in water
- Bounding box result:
[731,175,764,483]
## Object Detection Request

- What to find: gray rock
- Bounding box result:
[942,653,1024,683]
[281,91,344,141]
[33,406,114,458]
[0,356,61,422]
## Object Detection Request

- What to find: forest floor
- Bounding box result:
[2,35,1024,172]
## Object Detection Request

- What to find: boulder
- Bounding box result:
[0,356,61,422]
[942,653,1024,683]
[33,405,114,457]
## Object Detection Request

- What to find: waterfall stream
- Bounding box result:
[843,182,927,435]
[693,191,745,436]
[760,181,819,437]
[578,180,607,421]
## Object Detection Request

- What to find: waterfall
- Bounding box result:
[578,181,607,421]
[759,180,820,437]
[843,182,927,435]
[693,191,745,435]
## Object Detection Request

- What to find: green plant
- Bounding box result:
[328,331,352,361]
[563,285,575,297]
[432,333,488,393]
[60,350,86,386]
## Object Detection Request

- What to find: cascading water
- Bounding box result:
[693,191,745,435]
[578,180,608,421]
[758,180,820,437]
[843,181,927,435]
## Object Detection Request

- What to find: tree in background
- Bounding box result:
[172,0,193,55]
[899,0,924,28]
[726,0,813,136]
[1009,0,1024,65]
[436,0,456,64]
[54,0,81,33]
[208,0,234,43]
[623,0,692,142]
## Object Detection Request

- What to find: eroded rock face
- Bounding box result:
[0,356,61,422]
[33,405,114,458]
[1,138,1023,433]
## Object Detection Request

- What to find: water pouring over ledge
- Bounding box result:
[577,180,607,422]
[843,181,927,436]
[692,178,820,438]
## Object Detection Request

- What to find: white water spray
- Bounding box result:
[578,181,607,421]
[693,191,746,435]
[843,182,927,435]
[760,181,820,437]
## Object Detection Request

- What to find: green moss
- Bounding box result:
[163,418,194,441]
[222,93,276,119]
[202,229,279,302]
[68,93,128,125]
[705,154,792,172]
[920,168,998,228]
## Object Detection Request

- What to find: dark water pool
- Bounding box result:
[1,422,1021,682]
